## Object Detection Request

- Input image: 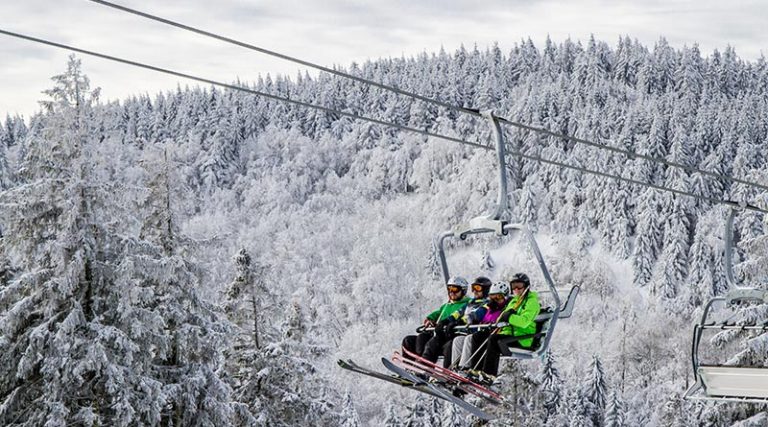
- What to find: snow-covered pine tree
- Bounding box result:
[656,392,685,427]
[651,197,690,306]
[425,239,442,280]
[233,297,341,426]
[582,354,608,426]
[603,392,625,427]
[441,399,467,427]
[383,401,404,427]
[480,247,496,272]
[537,352,563,424]
[226,248,268,350]
[554,388,592,427]
[339,390,361,427]
[0,55,162,426]
[403,394,429,427]
[131,140,237,425]
[426,397,443,426]
[632,189,664,288]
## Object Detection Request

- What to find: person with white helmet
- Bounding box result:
[402,276,471,363]
[437,276,491,368]
[451,280,510,374]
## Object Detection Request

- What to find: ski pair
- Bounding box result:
[337,358,494,421]
[391,353,498,404]
[337,359,443,398]
[396,348,503,404]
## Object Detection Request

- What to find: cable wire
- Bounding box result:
[1,27,766,215]
[88,0,768,194]
[0,29,486,152]
[87,0,475,115]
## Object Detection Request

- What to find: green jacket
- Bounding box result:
[426,296,471,323]
[499,291,541,348]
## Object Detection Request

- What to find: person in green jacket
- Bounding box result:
[402,276,471,363]
[478,272,541,379]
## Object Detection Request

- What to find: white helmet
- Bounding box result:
[446,276,469,290]
[489,281,510,297]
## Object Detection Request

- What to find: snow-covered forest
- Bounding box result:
[1,35,767,426]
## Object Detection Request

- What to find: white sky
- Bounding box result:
[1,0,766,118]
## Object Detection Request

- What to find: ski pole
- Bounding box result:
[469,328,499,371]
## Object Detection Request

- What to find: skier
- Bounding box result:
[451,280,510,371]
[475,273,540,382]
[402,276,471,363]
[437,276,492,367]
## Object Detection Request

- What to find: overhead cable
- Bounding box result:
[1,28,766,215]
[88,0,768,194]
[86,0,473,115]
[0,29,487,152]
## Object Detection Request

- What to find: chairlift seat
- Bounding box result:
[699,366,768,399]
[498,285,580,359]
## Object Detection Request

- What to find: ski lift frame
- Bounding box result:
[434,112,563,360]
[684,207,768,402]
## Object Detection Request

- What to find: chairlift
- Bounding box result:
[684,207,768,402]
[435,111,579,360]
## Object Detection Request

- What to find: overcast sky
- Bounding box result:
[1,0,766,118]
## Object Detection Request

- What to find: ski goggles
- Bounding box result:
[446,285,464,293]
[471,284,485,292]
[510,283,526,291]
[490,294,506,302]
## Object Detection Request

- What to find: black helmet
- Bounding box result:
[472,276,492,287]
[471,276,493,298]
[509,273,530,288]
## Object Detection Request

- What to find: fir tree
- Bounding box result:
[441,400,467,427]
[339,390,361,427]
[480,248,496,272]
[582,354,608,426]
[537,352,562,423]
[383,401,404,427]
[603,392,625,427]
[403,394,429,427]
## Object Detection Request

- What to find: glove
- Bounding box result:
[435,318,456,338]
[423,318,436,328]
[498,308,516,324]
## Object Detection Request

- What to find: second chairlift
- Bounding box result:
[684,206,768,402]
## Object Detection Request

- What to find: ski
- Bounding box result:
[393,352,503,405]
[337,359,444,400]
[381,357,495,421]
[399,347,503,403]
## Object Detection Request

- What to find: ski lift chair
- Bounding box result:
[436,221,579,360]
[684,206,768,403]
[434,111,578,361]
[684,288,768,402]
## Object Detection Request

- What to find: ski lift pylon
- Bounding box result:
[684,206,768,402]
[435,111,577,360]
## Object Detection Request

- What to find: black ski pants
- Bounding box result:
[481,334,526,377]
[402,332,455,366]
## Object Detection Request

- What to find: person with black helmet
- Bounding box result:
[451,280,510,372]
[402,276,471,363]
[476,272,540,381]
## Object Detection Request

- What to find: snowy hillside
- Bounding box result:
[1,35,767,426]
